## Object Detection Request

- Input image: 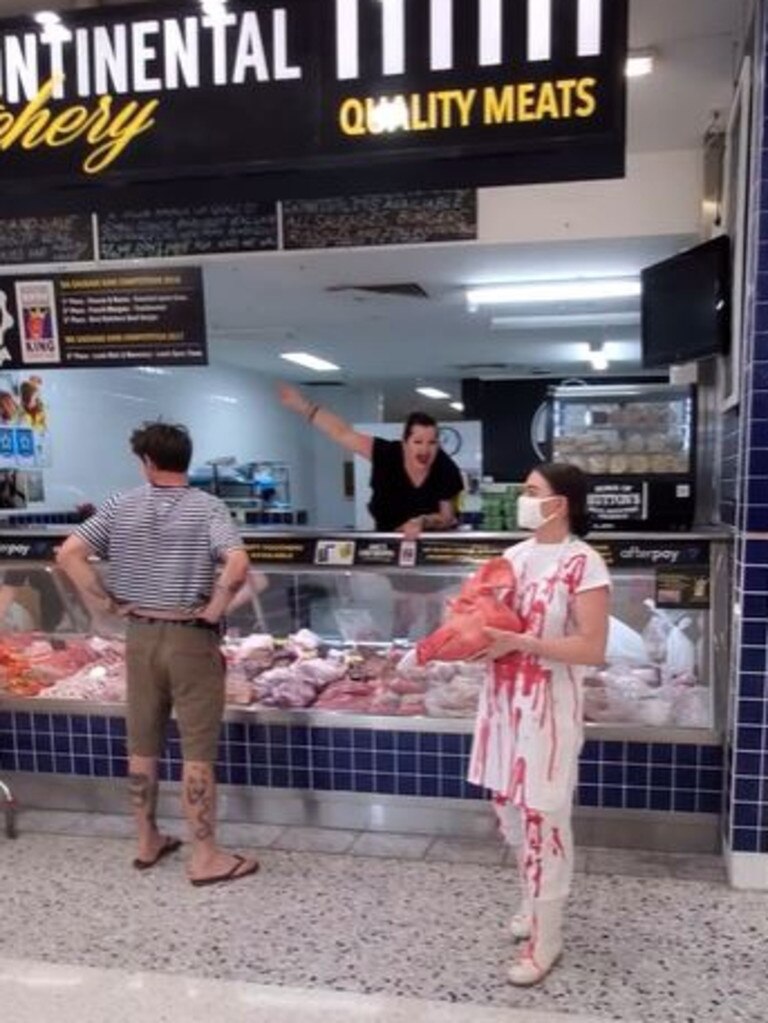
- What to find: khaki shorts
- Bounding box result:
[125,621,225,763]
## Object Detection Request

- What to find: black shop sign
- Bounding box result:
[0,268,206,369]
[0,0,628,205]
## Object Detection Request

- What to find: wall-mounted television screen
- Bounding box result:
[641,235,731,369]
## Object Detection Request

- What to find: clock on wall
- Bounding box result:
[438,425,462,457]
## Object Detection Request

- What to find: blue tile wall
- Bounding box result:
[0,710,724,813]
[725,9,768,859]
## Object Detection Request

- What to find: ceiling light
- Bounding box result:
[33,10,61,25]
[491,311,640,330]
[200,0,229,19]
[587,343,610,371]
[466,279,641,307]
[281,352,340,373]
[449,401,465,412]
[416,387,451,400]
[626,51,656,78]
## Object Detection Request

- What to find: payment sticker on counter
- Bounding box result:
[655,569,710,609]
[314,540,356,566]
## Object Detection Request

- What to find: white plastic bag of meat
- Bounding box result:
[606,617,648,664]
[642,599,672,663]
[664,617,696,678]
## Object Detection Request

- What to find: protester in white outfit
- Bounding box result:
[469,463,610,986]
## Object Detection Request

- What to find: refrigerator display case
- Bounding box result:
[549,383,696,531]
[0,529,728,735]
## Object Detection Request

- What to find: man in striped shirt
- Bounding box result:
[57,421,258,887]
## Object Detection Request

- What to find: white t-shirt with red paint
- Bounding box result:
[468,537,611,811]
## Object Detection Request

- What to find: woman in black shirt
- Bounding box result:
[279,384,464,536]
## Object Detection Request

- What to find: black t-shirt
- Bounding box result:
[368,437,464,531]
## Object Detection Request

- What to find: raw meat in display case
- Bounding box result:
[0,530,726,735]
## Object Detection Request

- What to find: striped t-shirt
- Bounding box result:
[75,484,244,612]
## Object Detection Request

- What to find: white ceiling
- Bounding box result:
[206,234,691,384]
[0,0,746,399]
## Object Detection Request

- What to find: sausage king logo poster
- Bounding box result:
[0,268,207,370]
[0,0,628,201]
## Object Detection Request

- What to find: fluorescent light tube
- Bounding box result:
[467,279,641,306]
[491,311,640,330]
[449,401,465,412]
[416,387,451,400]
[281,352,340,372]
[626,53,655,78]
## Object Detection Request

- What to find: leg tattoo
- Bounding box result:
[128,772,158,827]
[185,768,214,842]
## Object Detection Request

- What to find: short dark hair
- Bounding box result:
[402,411,438,440]
[534,462,591,537]
[130,421,193,473]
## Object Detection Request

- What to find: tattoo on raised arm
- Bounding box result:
[185,768,214,842]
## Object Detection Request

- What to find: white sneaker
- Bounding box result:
[507,897,564,987]
[508,943,563,986]
[509,909,532,941]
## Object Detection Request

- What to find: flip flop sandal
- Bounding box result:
[133,836,183,871]
[189,854,260,888]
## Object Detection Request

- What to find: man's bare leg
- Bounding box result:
[183,761,258,881]
[129,755,177,863]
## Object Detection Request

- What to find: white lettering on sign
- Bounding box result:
[619,546,682,565]
[430,0,453,71]
[335,0,603,80]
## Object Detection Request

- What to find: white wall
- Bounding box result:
[34,365,316,515]
[479,149,703,243]
[308,384,383,528]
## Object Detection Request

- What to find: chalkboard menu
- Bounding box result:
[282,190,477,250]
[0,215,94,265]
[98,202,279,260]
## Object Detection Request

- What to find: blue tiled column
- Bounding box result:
[726,0,768,888]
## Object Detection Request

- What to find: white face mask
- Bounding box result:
[517,494,557,531]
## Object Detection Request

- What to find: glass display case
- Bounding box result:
[0,529,729,735]
[549,383,696,531]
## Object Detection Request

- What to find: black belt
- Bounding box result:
[129,615,221,633]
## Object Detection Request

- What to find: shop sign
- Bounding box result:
[0,0,628,198]
[354,539,402,566]
[587,481,648,524]
[244,536,316,564]
[417,538,509,566]
[0,535,61,560]
[592,539,711,570]
[655,568,710,610]
[0,214,94,265]
[0,267,207,369]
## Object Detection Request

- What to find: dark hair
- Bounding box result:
[402,411,438,441]
[130,421,193,473]
[533,462,591,537]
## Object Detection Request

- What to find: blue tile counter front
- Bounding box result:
[0,710,724,814]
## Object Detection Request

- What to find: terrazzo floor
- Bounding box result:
[1,812,766,1023]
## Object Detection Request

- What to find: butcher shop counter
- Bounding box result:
[0,528,731,852]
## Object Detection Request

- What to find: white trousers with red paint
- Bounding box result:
[494,798,574,903]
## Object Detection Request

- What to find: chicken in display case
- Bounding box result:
[549,383,696,531]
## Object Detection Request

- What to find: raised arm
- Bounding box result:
[278,383,373,459]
